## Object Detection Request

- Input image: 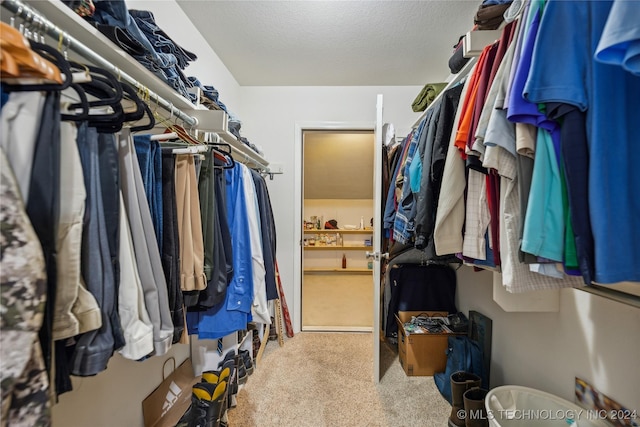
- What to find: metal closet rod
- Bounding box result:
[1,0,198,128]
[229,144,269,171]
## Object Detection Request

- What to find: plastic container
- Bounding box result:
[485,386,612,427]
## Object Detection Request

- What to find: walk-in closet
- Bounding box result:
[1,1,639,426]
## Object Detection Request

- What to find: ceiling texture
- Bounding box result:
[178,1,479,86]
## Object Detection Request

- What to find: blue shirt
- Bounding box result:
[187,163,253,339]
[506,3,566,262]
[595,0,640,76]
[525,0,640,283]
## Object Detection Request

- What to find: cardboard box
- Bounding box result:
[396,311,461,376]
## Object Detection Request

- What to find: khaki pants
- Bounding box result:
[175,154,206,293]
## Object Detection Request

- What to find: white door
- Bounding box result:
[371,94,384,383]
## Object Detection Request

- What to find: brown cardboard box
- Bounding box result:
[396,311,462,376]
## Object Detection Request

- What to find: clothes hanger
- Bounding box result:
[0,21,63,85]
[129,101,156,132]
[129,84,157,132]
[60,83,90,122]
[208,142,235,169]
[120,82,146,123]
[0,48,20,77]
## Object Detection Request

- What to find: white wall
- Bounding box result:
[238,85,423,331]
[456,267,640,412]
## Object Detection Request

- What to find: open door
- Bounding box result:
[371,94,384,383]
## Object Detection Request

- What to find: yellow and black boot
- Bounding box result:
[176,381,227,427]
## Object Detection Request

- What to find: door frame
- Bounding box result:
[293,121,375,334]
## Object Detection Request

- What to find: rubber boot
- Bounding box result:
[449,371,481,427]
[463,387,489,427]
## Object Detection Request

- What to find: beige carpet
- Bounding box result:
[228,332,451,427]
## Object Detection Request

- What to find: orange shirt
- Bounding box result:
[453,45,492,158]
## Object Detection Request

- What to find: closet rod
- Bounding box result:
[229,144,269,171]
[1,0,199,128]
[411,56,478,129]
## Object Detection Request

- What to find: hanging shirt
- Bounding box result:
[187,162,253,339]
[524,0,640,283]
[241,165,269,325]
[393,118,426,244]
[594,0,640,76]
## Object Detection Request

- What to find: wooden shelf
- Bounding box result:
[304,268,373,273]
[304,245,372,250]
[303,229,373,234]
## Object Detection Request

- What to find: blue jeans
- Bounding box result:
[91,1,195,101]
[129,9,197,69]
[130,9,196,100]
[133,134,163,253]
[187,77,228,112]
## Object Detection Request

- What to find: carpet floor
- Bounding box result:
[227,332,451,427]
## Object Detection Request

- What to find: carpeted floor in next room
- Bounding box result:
[227,332,451,427]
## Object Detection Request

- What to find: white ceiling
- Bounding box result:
[177,1,479,86]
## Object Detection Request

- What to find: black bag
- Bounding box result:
[385,264,457,338]
[433,336,486,403]
[448,35,471,74]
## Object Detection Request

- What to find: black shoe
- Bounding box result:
[239,349,254,376]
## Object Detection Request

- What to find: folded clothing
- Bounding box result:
[411,83,448,112]
[475,2,512,30]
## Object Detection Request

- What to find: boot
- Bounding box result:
[202,365,231,386]
[239,349,254,375]
[218,354,238,409]
[176,381,227,427]
[449,371,481,427]
[463,387,489,427]
[236,354,248,385]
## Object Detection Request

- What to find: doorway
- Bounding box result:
[300,129,375,331]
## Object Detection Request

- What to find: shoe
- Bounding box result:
[239,349,254,376]
[176,381,227,427]
[218,352,238,409]
[236,354,248,385]
[463,387,489,427]
[449,371,481,427]
[202,365,231,386]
